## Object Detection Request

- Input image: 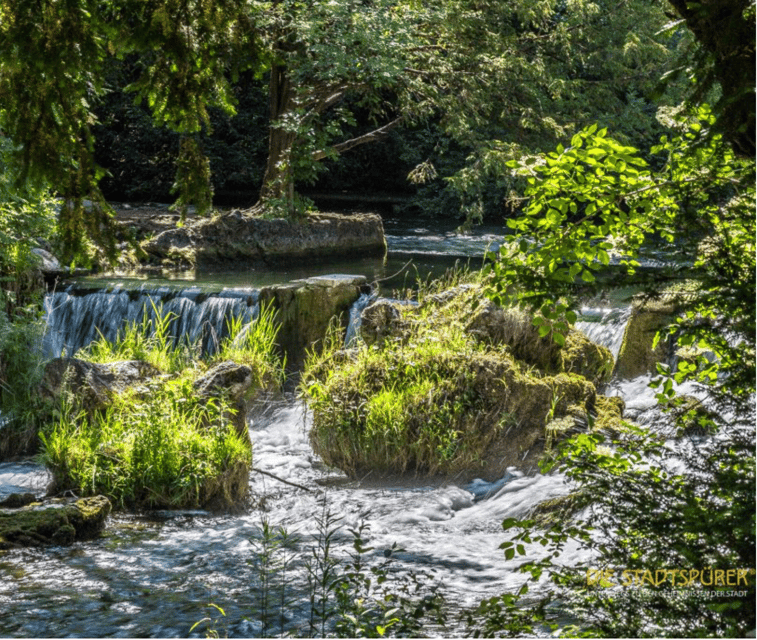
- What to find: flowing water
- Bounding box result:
[0,219,680,637]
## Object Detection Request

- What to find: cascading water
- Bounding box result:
[0,288,645,637]
[43,284,260,358]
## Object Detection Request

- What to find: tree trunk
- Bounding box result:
[259,63,297,214]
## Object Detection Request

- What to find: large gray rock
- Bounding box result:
[142,211,386,268]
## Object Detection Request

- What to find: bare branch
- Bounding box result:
[311,117,403,161]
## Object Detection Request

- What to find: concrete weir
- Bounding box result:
[43,274,369,370]
[261,274,369,368]
[141,211,387,269]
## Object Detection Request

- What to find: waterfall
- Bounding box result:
[43,284,260,358]
[343,292,376,346]
[575,305,632,359]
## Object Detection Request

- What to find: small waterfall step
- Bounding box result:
[43,284,260,358]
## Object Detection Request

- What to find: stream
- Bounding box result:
[0,217,673,637]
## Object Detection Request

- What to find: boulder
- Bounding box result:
[360,299,407,346]
[193,361,254,445]
[260,274,367,368]
[141,211,386,268]
[0,495,111,549]
[39,358,161,412]
[614,298,676,379]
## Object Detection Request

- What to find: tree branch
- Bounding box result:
[311,117,403,161]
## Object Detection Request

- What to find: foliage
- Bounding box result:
[0,0,253,261]
[240,498,445,637]
[0,129,57,443]
[0,0,692,242]
[474,423,756,638]
[485,106,754,362]
[0,129,57,310]
[475,100,755,636]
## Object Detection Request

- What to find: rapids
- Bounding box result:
[0,218,681,637]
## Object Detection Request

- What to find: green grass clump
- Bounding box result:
[40,375,251,510]
[212,302,284,388]
[83,299,284,383]
[302,275,513,476]
[41,301,283,510]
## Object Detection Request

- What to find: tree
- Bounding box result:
[0,0,253,262]
[1,0,689,260]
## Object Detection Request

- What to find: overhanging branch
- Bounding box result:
[311,117,403,161]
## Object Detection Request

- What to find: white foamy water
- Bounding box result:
[0,393,580,637]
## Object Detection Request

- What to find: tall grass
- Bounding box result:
[40,376,251,510]
[82,300,197,374]
[41,300,283,510]
[83,299,284,384]
[214,301,284,388]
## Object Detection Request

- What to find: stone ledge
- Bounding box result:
[141,211,386,269]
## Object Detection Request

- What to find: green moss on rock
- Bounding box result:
[0,496,111,549]
[303,281,613,480]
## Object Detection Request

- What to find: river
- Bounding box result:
[0,216,671,637]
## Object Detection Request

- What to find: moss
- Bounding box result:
[614,297,678,379]
[0,496,111,549]
[303,280,611,480]
[592,395,626,433]
[530,493,583,527]
[560,332,614,385]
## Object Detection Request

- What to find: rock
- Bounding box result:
[0,495,111,549]
[360,299,407,346]
[194,361,253,401]
[560,332,614,386]
[465,301,561,370]
[32,247,60,272]
[466,300,613,383]
[141,211,386,268]
[0,493,37,509]
[614,297,677,379]
[193,361,254,445]
[39,358,161,412]
[304,281,619,481]
[260,274,367,368]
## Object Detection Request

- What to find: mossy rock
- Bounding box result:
[0,496,111,549]
[592,395,626,433]
[261,275,366,368]
[614,297,677,380]
[529,492,584,528]
[306,346,602,481]
[560,332,614,386]
[304,281,617,480]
